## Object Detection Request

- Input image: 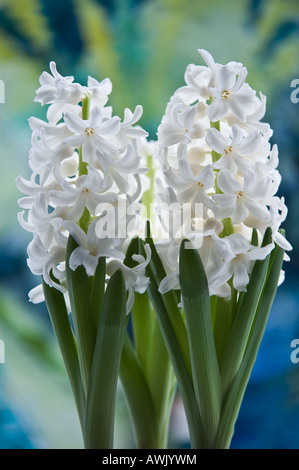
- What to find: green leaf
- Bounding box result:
[220,227,273,395]
[145,221,191,374]
[251,228,258,246]
[85,269,127,449]
[139,238,204,448]
[42,277,86,434]
[66,235,97,395]
[215,242,285,448]
[179,239,222,447]
[123,236,140,268]
[213,295,234,365]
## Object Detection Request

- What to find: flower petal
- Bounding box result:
[100,116,121,135]
[217,169,241,194]
[228,99,246,123]
[217,65,236,90]
[69,246,90,271]
[232,262,249,291]
[158,272,179,294]
[205,128,228,153]
[207,99,228,122]
[64,112,85,133]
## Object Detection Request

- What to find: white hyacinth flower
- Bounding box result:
[206,124,262,174]
[17,61,150,310]
[63,106,121,165]
[213,168,271,225]
[209,233,274,292]
[208,65,256,123]
[64,219,125,276]
[155,48,291,298]
[106,243,151,314]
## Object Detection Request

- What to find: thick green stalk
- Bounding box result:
[78,95,90,177]
[131,292,153,372]
[142,226,204,447]
[213,295,234,365]
[140,235,204,448]
[142,153,155,224]
[145,316,176,449]
[125,237,175,448]
[79,95,91,232]
[119,333,159,449]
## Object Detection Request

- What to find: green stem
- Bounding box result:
[209,119,235,237]
[142,153,155,223]
[130,242,176,448]
[146,276,204,448]
[219,217,234,238]
[142,242,204,448]
[131,291,153,373]
[78,95,91,232]
[79,95,90,177]
[213,296,233,365]
[145,316,176,449]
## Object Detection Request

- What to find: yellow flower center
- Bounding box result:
[221,90,230,99]
[85,127,94,136]
[224,146,233,154]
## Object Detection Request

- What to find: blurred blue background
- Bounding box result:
[0,0,299,449]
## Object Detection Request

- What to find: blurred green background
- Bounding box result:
[0,0,299,449]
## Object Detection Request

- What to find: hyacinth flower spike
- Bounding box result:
[17,63,176,449]
[143,48,291,448]
[17,50,291,450]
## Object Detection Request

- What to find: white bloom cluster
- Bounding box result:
[16,62,151,311]
[156,49,292,297]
